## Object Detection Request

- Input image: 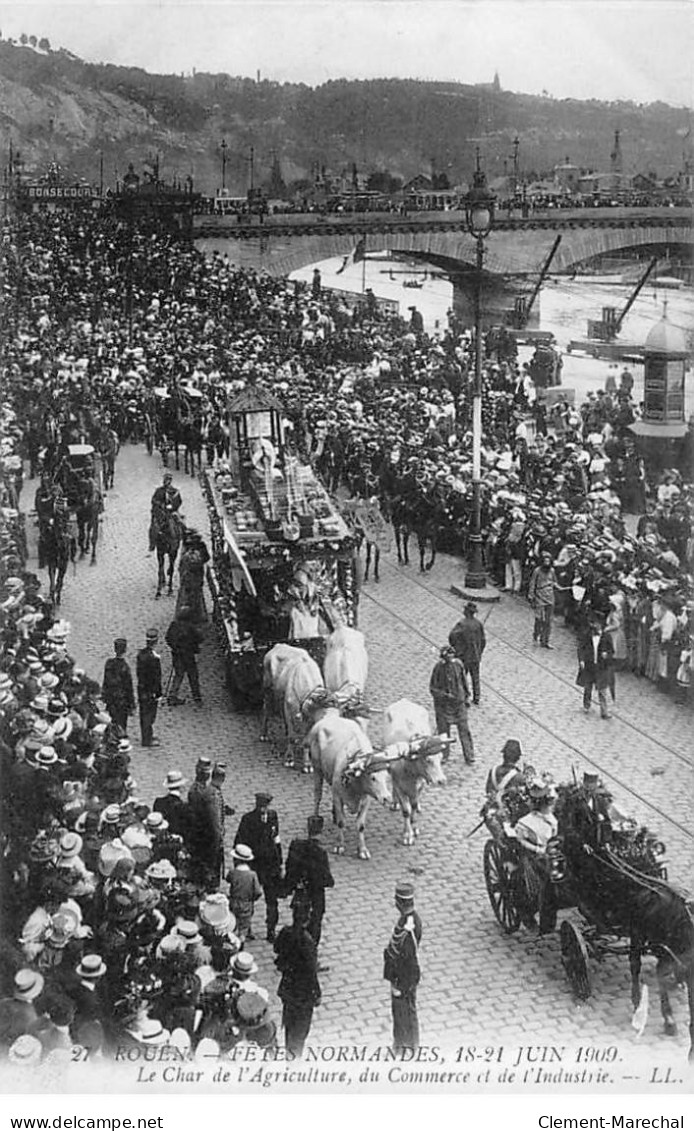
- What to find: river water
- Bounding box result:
[289,251,694,412]
[196,236,693,413]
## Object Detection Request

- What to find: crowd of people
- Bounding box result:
[0,200,692,1070]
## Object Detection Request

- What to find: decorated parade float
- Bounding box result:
[202,384,359,707]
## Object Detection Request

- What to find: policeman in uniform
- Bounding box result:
[235,792,282,943]
[186,758,223,890]
[282,815,334,951]
[135,628,162,747]
[102,638,135,734]
[383,881,422,1053]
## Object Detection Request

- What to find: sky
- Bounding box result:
[0,0,692,106]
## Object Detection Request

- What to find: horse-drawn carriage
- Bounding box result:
[61,444,104,510]
[482,774,694,1056]
[202,385,359,709]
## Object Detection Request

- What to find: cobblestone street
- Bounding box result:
[28,443,694,1071]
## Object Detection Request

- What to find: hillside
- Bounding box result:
[0,39,691,194]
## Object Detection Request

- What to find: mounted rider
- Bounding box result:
[149,473,182,552]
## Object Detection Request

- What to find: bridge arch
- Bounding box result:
[196,219,691,280]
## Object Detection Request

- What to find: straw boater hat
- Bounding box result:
[232,951,258,978]
[14,969,45,1002]
[174,921,202,945]
[36,746,59,767]
[138,1019,170,1047]
[145,812,168,832]
[8,1034,43,1066]
[58,832,83,861]
[164,770,186,791]
[76,954,107,980]
[232,844,254,863]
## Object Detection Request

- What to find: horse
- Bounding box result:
[407,494,439,572]
[75,481,103,565]
[39,513,76,605]
[391,496,413,566]
[556,784,694,1059]
[99,428,120,491]
[150,509,183,599]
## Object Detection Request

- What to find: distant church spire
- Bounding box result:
[493,70,501,92]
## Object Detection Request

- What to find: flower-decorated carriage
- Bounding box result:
[202,385,359,708]
[480,771,694,1054]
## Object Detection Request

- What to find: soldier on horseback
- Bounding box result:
[149,473,182,549]
[40,495,77,605]
[150,473,184,598]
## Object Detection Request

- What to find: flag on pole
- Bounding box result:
[336,236,366,275]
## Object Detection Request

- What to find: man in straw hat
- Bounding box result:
[153,770,189,840]
[0,970,46,1051]
[67,955,109,1038]
[383,881,422,1053]
[226,844,262,943]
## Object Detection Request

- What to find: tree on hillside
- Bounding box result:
[29,35,37,47]
[39,37,50,51]
[20,33,28,45]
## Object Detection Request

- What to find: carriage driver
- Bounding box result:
[514,782,558,933]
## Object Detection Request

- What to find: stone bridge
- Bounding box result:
[195,207,693,282]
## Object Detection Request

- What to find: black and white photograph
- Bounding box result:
[0,0,692,1111]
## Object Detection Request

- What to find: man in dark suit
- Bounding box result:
[102,638,135,733]
[187,759,222,889]
[65,954,109,1043]
[576,611,615,719]
[235,792,283,942]
[448,601,487,705]
[274,897,321,1059]
[153,770,189,840]
[282,815,335,950]
[165,606,204,706]
[136,628,162,747]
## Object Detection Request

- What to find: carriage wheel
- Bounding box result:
[483,839,521,935]
[561,920,592,1000]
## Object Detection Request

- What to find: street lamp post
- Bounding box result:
[463,149,497,594]
[220,138,228,193]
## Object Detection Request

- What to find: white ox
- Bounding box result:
[382,698,448,845]
[262,643,330,770]
[324,625,369,701]
[309,715,392,859]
